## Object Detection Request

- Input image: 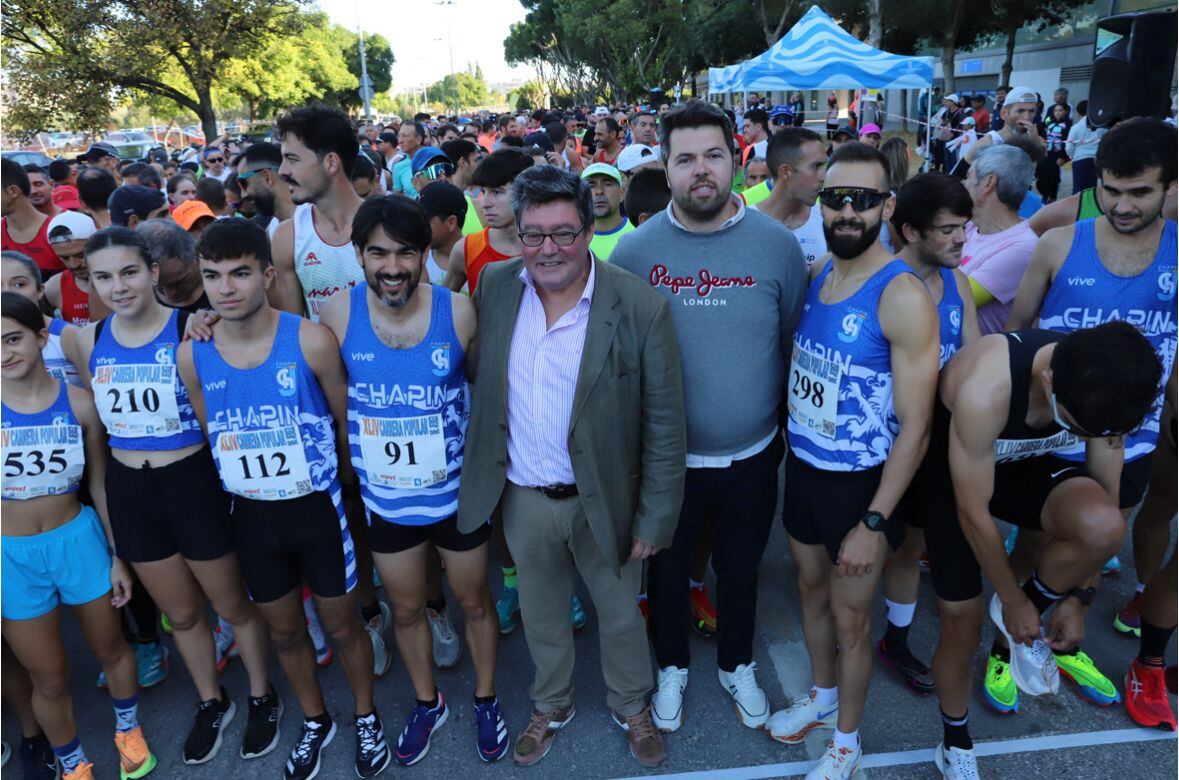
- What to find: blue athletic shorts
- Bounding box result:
[2,505,112,620]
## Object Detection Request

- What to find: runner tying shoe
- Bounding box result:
[1,291,157,780]
[877,173,979,698]
[321,195,507,765]
[74,226,280,765]
[927,322,1160,777]
[767,143,939,780]
[1005,116,1177,706]
[178,219,389,779]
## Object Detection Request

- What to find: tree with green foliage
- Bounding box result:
[2,0,307,138]
[324,31,395,112]
[427,71,491,112]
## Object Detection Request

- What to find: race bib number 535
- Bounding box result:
[217,426,312,500]
[788,343,843,440]
[358,413,448,489]
[1,424,84,499]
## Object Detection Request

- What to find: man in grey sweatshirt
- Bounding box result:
[611,100,808,734]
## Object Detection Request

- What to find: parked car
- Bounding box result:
[1,150,55,167]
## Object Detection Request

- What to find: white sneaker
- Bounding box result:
[805,738,862,780]
[369,599,393,635]
[427,607,462,669]
[766,689,838,744]
[367,622,393,678]
[717,662,769,728]
[988,593,1059,696]
[651,666,688,732]
[935,742,980,779]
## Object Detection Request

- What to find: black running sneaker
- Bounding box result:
[284,716,336,780]
[184,687,236,764]
[876,638,935,694]
[241,686,284,759]
[355,710,391,777]
[19,732,58,780]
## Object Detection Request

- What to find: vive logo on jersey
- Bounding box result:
[431,344,451,377]
[351,352,376,362]
[275,364,297,397]
[837,309,867,344]
[948,306,962,336]
[204,380,227,391]
[154,344,174,365]
[1066,277,1096,287]
[1159,268,1176,302]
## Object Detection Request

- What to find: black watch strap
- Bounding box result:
[1066,586,1096,607]
[861,510,887,532]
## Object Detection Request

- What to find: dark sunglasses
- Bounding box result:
[205,156,224,164]
[818,187,890,212]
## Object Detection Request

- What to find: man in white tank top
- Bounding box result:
[269,106,366,323]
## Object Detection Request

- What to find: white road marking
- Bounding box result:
[609,727,1177,780]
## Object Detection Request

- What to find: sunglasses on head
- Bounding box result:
[818,187,890,212]
[419,162,454,181]
[237,167,274,183]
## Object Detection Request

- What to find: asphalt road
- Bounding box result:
[10,490,1175,780]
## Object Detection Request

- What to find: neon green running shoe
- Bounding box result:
[160,613,172,635]
[982,653,1019,714]
[1054,648,1121,705]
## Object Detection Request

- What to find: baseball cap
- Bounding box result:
[768,105,793,119]
[521,132,554,153]
[961,116,977,126]
[944,93,961,105]
[51,185,82,211]
[616,144,657,173]
[832,125,855,140]
[77,142,118,163]
[411,147,451,175]
[108,185,167,227]
[418,181,468,220]
[173,199,217,231]
[594,106,610,117]
[1005,86,1039,105]
[580,162,622,185]
[47,210,97,244]
[377,131,399,144]
[858,123,882,138]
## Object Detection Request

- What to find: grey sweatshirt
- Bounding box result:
[612,202,808,456]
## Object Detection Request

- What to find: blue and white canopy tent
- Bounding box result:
[707,5,934,130]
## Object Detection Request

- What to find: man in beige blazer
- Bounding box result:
[457,164,685,768]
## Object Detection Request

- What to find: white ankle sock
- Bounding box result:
[833,728,859,750]
[813,685,838,707]
[885,598,916,628]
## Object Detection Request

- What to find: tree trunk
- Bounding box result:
[1000,24,1017,88]
[197,87,218,141]
[941,35,956,94]
[867,0,882,49]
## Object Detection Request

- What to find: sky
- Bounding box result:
[314,0,533,92]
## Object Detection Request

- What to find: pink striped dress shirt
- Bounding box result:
[506,261,597,487]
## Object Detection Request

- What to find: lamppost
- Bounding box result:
[355,0,373,121]
[434,0,458,116]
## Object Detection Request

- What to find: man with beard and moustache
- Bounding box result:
[589,118,625,167]
[237,142,296,240]
[1001,117,1177,711]
[581,163,634,261]
[2,158,62,276]
[24,165,62,218]
[766,143,939,780]
[178,218,390,780]
[875,175,984,778]
[752,127,828,268]
[319,196,508,766]
[268,106,393,681]
[611,100,808,735]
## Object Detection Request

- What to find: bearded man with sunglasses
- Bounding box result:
[768,141,940,780]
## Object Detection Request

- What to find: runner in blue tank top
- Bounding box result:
[868,174,982,719]
[76,226,279,765]
[1,249,83,385]
[176,218,390,780]
[1,291,159,780]
[1006,117,1179,714]
[770,145,940,780]
[320,195,507,766]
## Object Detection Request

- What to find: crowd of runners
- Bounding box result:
[0,93,1175,780]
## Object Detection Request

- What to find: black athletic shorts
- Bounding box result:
[232,490,353,603]
[107,447,233,563]
[368,514,492,555]
[782,456,902,563]
[1119,452,1154,510]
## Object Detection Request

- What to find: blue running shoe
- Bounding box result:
[474,698,509,763]
[136,641,169,688]
[1102,555,1121,576]
[395,692,448,766]
[496,588,519,635]
[570,595,588,631]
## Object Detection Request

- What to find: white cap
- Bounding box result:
[1005,86,1039,105]
[616,144,658,172]
[46,210,97,245]
[961,116,976,126]
[944,93,961,104]
[594,106,610,117]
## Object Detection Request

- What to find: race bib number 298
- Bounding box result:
[788,343,843,440]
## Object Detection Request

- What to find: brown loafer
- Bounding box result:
[513,705,575,766]
[612,705,665,767]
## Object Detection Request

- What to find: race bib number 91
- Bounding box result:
[1,424,84,499]
[92,364,182,438]
[217,425,312,500]
[788,343,843,440]
[358,413,448,489]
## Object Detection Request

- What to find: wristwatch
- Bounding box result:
[861,510,888,532]
[1066,586,1097,607]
